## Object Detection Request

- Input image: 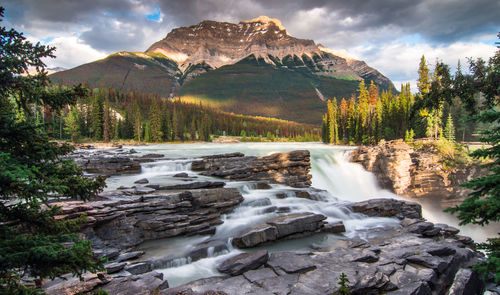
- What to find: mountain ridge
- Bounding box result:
[51,16,396,124]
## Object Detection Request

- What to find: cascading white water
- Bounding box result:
[106,142,496,287]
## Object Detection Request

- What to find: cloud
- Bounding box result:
[3,0,498,86]
[347,41,498,92]
[43,36,108,69]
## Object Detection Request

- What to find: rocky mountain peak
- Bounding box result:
[240,16,287,32]
[146,16,318,71]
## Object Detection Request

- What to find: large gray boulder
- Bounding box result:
[232,213,327,248]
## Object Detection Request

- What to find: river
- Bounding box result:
[104,142,497,287]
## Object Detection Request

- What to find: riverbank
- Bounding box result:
[45,143,499,294]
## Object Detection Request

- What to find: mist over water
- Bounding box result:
[105,142,497,287]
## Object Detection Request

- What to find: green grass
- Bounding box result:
[176,55,359,124]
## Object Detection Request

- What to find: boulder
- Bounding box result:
[351,198,422,219]
[217,250,269,276]
[125,262,152,275]
[104,262,127,274]
[447,268,485,295]
[232,213,326,248]
[134,178,149,184]
[173,172,189,178]
[322,221,346,233]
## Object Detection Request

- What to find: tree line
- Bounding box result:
[321,55,488,145]
[38,88,321,143]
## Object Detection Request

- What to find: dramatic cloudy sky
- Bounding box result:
[3,0,499,89]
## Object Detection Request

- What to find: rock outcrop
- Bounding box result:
[54,188,243,250]
[191,150,312,188]
[350,140,485,206]
[232,212,330,248]
[164,207,486,295]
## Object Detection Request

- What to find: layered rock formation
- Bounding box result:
[164,199,486,295]
[350,140,485,206]
[191,150,312,188]
[55,187,243,249]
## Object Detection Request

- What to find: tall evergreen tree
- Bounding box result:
[64,106,80,142]
[149,100,163,142]
[417,55,431,95]
[133,100,141,142]
[102,98,110,142]
[444,113,455,141]
[0,9,105,292]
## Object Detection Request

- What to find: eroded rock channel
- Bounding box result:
[45,147,492,295]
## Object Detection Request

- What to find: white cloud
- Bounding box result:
[339,41,497,92]
[43,36,108,69]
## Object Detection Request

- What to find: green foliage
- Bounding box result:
[322,82,412,144]
[445,35,500,282]
[404,129,415,144]
[0,7,106,291]
[444,113,455,141]
[334,273,350,295]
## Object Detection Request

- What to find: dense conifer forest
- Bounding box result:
[40,88,321,143]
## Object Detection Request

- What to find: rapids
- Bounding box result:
[104,142,495,287]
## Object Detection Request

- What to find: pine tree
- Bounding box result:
[149,100,163,142]
[445,37,500,281]
[417,55,431,95]
[0,9,105,291]
[133,101,141,142]
[64,106,80,142]
[90,92,103,140]
[102,98,110,142]
[444,113,455,141]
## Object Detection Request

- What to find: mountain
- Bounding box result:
[51,16,396,124]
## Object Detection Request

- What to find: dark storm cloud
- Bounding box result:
[3,0,499,52]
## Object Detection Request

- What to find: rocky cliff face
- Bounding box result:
[147,16,394,88]
[350,140,485,206]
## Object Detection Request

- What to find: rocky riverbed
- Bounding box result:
[43,146,498,295]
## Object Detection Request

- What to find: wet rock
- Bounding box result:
[448,268,484,295]
[232,224,278,248]
[76,156,141,175]
[232,213,326,248]
[267,213,326,238]
[116,251,145,262]
[191,150,312,188]
[125,262,152,275]
[245,198,272,207]
[104,262,127,274]
[102,271,168,295]
[353,251,379,263]
[186,240,229,262]
[351,198,422,219]
[255,182,272,189]
[322,221,346,233]
[134,185,156,194]
[134,178,149,184]
[217,250,269,276]
[159,181,225,190]
[173,172,189,178]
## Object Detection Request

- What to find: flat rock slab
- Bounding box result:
[232,212,326,248]
[217,250,269,276]
[266,252,317,274]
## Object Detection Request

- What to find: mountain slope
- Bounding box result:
[176,55,359,124]
[51,16,396,125]
[51,52,180,96]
